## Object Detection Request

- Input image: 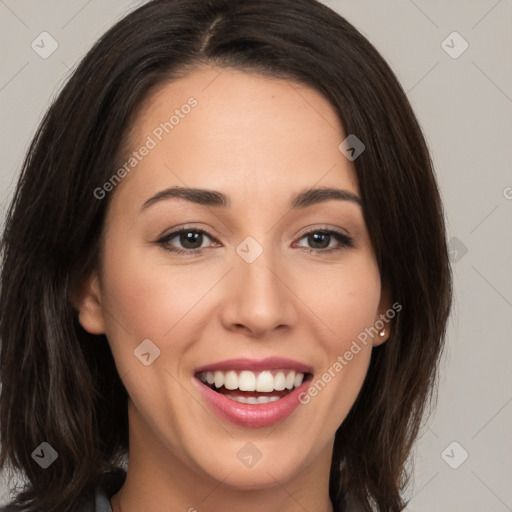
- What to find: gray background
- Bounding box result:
[0,0,511,510]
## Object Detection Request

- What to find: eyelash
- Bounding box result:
[156,226,354,255]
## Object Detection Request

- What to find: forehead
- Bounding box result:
[113,66,359,209]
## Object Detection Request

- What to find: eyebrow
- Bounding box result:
[290,187,362,208]
[140,186,362,211]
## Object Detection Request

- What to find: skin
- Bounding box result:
[77,66,391,512]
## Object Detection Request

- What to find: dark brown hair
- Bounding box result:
[0,1,452,511]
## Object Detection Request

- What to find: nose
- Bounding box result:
[219,247,298,338]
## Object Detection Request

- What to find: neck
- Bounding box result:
[112,486,333,512]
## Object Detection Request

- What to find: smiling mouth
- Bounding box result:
[196,369,313,404]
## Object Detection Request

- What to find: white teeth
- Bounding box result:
[238,371,256,391]
[273,372,286,391]
[224,370,238,390]
[226,395,282,404]
[285,372,295,390]
[256,371,274,392]
[199,369,307,393]
[214,371,224,389]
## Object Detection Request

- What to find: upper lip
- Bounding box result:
[194,357,313,374]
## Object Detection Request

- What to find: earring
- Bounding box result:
[379,328,385,337]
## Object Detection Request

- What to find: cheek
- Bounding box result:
[98,235,238,383]
[293,254,382,345]
[99,239,216,358]
[292,253,380,405]
[286,256,381,446]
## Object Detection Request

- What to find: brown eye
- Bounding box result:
[294,229,353,252]
[176,231,204,249]
[307,232,331,249]
[157,228,219,254]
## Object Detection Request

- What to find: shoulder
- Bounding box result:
[0,469,127,512]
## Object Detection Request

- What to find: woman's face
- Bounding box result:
[79,66,390,493]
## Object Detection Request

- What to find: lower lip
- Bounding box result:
[194,378,311,428]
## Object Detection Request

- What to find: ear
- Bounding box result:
[373,282,393,347]
[73,271,106,335]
